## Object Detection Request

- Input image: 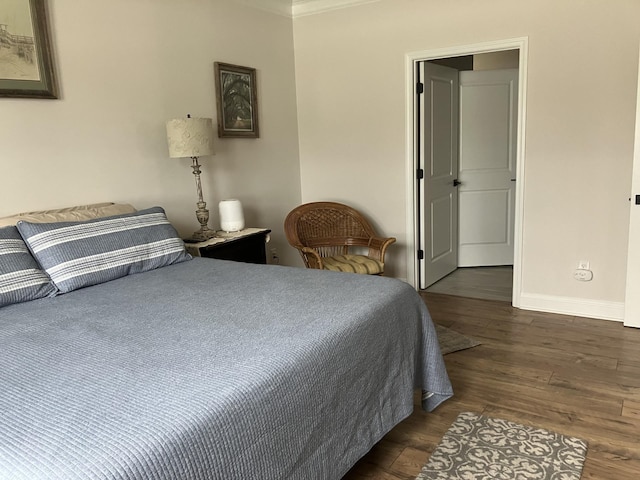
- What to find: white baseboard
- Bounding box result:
[518,293,624,322]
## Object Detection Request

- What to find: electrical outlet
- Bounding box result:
[270,247,280,265]
[573,269,593,281]
[578,260,590,270]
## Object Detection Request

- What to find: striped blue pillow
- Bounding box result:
[17,207,191,293]
[0,226,58,307]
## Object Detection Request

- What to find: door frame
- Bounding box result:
[404,37,529,307]
[623,46,640,328]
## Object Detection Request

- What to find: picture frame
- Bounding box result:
[214,62,259,138]
[0,0,58,99]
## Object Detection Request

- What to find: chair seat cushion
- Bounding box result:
[322,254,384,275]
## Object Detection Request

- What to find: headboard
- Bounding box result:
[0,202,137,228]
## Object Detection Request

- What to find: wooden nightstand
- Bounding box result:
[184,228,271,264]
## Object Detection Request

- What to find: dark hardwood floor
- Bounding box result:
[343,292,640,480]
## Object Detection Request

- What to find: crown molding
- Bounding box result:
[231,0,380,19]
[292,0,381,17]
[233,0,292,18]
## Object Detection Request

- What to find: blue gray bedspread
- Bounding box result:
[0,258,452,479]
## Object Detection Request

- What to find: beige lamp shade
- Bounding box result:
[166,116,215,158]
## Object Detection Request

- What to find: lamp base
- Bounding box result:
[190,226,218,242]
[189,199,218,242]
[184,158,218,243]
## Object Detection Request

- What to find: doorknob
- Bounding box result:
[453,179,462,187]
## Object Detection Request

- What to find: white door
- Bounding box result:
[418,62,459,288]
[624,51,640,328]
[458,69,518,266]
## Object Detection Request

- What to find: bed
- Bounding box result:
[0,203,453,480]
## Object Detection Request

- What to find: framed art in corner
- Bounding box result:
[214,62,259,138]
[0,0,58,99]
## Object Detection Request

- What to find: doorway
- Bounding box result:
[404,38,528,307]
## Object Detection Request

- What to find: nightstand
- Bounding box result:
[184,228,271,264]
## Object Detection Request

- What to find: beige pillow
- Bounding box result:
[0,202,137,227]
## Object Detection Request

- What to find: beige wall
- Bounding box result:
[293,0,640,315]
[0,0,302,266]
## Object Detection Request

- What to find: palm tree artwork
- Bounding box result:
[214,62,259,138]
[221,71,253,131]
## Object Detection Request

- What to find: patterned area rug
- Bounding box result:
[416,412,588,480]
[435,324,481,355]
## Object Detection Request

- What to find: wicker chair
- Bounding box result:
[284,202,396,275]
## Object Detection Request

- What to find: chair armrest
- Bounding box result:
[368,236,396,262]
[299,246,324,269]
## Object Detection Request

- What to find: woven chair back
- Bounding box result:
[285,202,377,254]
[285,202,396,272]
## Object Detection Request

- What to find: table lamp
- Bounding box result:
[166,114,217,242]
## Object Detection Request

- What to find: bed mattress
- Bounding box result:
[0,258,452,479]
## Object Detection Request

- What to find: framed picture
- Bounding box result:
[214,62,259,138]
[0,0,58,99]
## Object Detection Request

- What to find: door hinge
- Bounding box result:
[417,168,424,180]
[417,250,424,260]
[416,82,424,94]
